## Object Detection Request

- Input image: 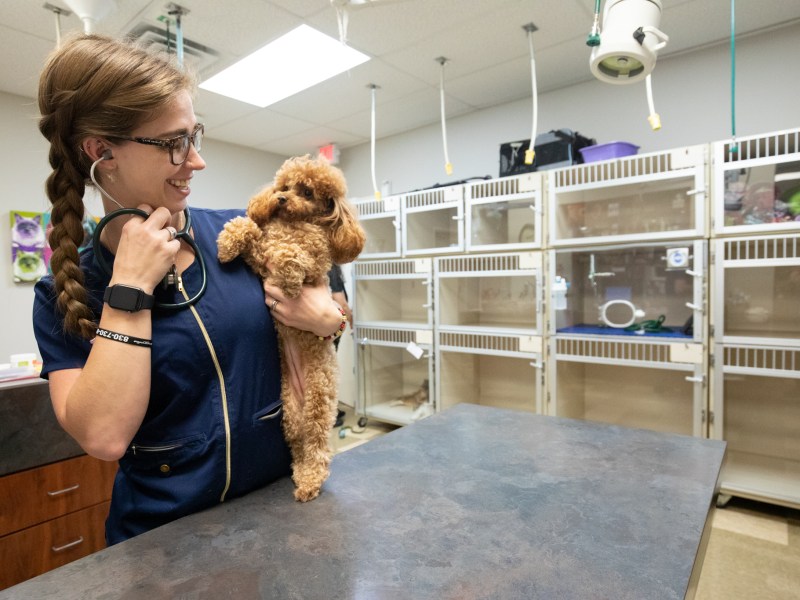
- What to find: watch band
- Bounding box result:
[103,284,155,312]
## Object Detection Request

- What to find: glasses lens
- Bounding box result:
[193,125,203,154]
[172,125,203,165]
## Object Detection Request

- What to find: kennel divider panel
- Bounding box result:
[401,184,464,256]
[465,173,543,252]
[354,325,435,427]
[551,336,706,437]
[548,145,708,247]
[713,127,800,237]
[434,252,543,335]
[435,330,543,415]
[713,343,800,508]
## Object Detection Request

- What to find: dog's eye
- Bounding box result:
[303,189,314,199]
[280,186,289,192]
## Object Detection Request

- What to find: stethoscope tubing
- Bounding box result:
[92,207,207,310]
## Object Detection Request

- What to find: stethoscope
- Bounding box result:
[89,153,208,310]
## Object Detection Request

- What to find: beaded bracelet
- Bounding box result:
[318,307,348,341]
[95,328,153,348]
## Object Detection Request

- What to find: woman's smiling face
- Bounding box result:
[105,90,206,215]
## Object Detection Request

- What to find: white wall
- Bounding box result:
[340,22,800,197]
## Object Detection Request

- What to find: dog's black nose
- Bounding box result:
[278,196,287,204]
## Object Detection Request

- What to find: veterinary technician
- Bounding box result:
[32,34,346,545]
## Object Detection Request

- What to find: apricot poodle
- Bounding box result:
[217,155,365,501]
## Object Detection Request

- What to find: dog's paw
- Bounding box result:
[216,217,259,262]
[294,485,321,503]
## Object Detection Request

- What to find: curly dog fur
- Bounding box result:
[217,155,365,501]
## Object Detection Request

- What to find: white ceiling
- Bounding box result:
[1,0,798,157]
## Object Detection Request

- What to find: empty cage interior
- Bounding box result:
[438,274,537,330]
[554,245,696,337]
[721,372,800,498]
[724,265,800,340]
[355,278,429,323]
[554,175,697,240]
[406,207,459,252]
[361,216,398,255]
[438,350,537,413]
[556,361,694,435]
[358,344,432,425]
[470,198,536,247]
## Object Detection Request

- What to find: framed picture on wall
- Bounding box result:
[10,210,49,283]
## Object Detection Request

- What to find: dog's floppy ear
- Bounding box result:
[324,196,366,264]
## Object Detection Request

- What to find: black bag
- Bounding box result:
[500,129,596,176]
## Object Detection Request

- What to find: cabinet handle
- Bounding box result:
[47,484,80,497]
[51,536,84,553]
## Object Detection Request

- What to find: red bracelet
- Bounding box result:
[318,307,348,341]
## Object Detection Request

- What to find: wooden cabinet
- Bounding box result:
[0,454,116,590]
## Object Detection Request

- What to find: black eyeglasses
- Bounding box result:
[111,123,204,165]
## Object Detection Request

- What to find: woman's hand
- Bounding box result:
[264,280,342,338]
[110,205,181,293]
[331,291,353,328]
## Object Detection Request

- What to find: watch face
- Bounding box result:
[108,285,143,311]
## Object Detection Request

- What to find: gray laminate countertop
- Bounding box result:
[0,378,82,476]
[1,403,726,600]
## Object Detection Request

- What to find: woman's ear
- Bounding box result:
[82,138,113,163]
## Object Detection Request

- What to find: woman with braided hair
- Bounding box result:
[33,33,346,544]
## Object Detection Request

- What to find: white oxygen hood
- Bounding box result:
[589,0,668,85]
[62,0,116,34]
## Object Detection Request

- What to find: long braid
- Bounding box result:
[43,133,96,337]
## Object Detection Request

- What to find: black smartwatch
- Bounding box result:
[103,284,155,312]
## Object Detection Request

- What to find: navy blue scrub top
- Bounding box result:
[32,207,292,544]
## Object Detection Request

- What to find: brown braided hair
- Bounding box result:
[37,34,195,338]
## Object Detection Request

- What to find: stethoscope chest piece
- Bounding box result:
[92,207,207,310]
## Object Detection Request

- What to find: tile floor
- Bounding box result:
[329,404,397,455]
[696,497,800,599]
[330,406,800,599]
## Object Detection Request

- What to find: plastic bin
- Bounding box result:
[579,141,640,163]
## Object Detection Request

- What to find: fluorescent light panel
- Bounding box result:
[200,25,370,108]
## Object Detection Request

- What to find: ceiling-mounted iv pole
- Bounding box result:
[436,57,453,176]
[523,23,538,166]
[167,3,190,68]
[44,3,72,48]
[369,84,381,200]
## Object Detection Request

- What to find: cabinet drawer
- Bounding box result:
[0,455,116,536]
[0,500,109,590]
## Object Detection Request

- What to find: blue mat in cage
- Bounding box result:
[557,324,693,339]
